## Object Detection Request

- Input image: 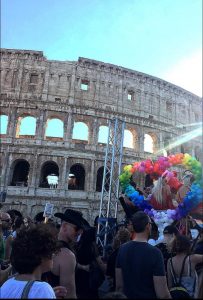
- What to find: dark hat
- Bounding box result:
[163,225,178,235]
[34,212,45,222]
[7,209,22,218]
[54,209,84,229]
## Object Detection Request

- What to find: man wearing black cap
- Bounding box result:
[44,209,84,298]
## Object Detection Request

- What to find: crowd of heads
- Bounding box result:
[0,202,202,299]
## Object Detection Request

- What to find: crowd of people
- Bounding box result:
[0,199,202,299]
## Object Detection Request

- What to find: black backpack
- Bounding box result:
[169,255,192,299]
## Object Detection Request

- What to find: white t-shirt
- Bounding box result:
[0,277,56,299]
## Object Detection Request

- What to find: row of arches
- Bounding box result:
[0,115,155,153]
[9,159,111,191]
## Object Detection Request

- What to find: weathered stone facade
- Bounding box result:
[0,48,202,224]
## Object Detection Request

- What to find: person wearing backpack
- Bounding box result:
[167,235,203,298]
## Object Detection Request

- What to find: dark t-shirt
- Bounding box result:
[116,241,165,299]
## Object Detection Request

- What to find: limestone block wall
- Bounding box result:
[0,48,202,223]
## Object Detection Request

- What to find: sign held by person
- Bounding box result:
[43,203,54,223]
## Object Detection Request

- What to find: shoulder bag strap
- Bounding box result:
[21,280,35,299]
[169,258,178,286]
[189,255,197,293]
[188,255,191,276]
[178,255,188,286]
[192,270,197,293]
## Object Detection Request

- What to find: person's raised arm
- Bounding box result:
[166,259,173,289]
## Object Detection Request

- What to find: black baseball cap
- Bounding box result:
[54,209,84,229]
[163,225,178,235]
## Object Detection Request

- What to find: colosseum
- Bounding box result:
[0,48,202,224]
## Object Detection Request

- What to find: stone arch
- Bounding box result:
[16,116,37,137]
[96,166,104,192]
[96,166,110,192]
[123,129,134,148]
[144,133,157,153]
[31,205,59,220]
[45,118,64,138]
[0,114,8,135]
[10,159,30,186]
[68,163,85,190]
[98,125,109,144]
[31,205,44,218]
[72,122,88,141]
[39,161,59,188]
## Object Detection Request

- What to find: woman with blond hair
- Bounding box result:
[150,175,176,210]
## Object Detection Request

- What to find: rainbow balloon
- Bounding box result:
[119,153,202,221]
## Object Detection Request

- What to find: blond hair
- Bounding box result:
[151,177,164,205]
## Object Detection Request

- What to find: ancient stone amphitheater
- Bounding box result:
[0,48,202,224]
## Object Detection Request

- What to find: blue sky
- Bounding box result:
[1,0,202,96]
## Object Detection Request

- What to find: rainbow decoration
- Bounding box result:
[119,153,202,231]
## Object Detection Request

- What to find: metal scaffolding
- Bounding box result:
[96,118,125,257]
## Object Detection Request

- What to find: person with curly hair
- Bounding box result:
[0,224,67,298]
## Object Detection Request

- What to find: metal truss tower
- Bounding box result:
[96,118,125,257]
